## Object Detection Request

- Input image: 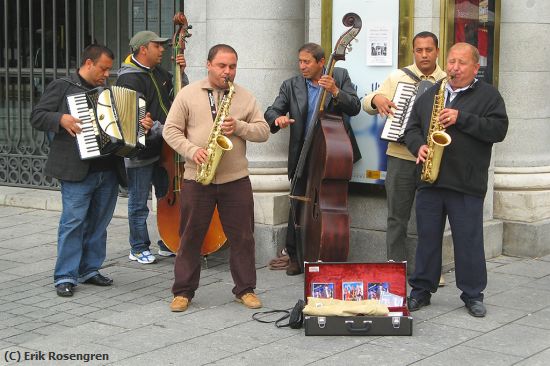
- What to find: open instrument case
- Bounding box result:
[303,261,413,336]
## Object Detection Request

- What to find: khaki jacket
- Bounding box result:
[363,63,446,161]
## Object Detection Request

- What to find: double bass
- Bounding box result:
[156,12,227,256]
[290,13,362,267]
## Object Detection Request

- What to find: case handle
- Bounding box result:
[345,320,372,333]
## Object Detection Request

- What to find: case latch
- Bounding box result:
[317,316,326,329]
[392,316,401,329]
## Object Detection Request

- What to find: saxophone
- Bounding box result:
[420,77,452,183]
[196,79,235,185]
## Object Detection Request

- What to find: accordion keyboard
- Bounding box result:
[67,93,102,159]
[380,82,417,142]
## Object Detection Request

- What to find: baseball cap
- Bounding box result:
[129,31,169,51]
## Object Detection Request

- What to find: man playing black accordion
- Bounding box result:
[363,32,447,286]
[30,44,134,297]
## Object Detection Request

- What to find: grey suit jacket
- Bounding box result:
[265,67,361,179]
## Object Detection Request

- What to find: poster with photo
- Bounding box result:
[366,25,393,66]
[367,282,389,300]
[332,0,401,184]
[342,281,364,301]
[312,283,335,299]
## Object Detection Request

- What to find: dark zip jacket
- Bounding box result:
[404,79,508,197]
[116,55,180,161]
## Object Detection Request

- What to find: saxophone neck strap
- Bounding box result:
[207,89,229,122]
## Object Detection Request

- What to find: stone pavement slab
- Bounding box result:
[0,197,550,365]
[411,345,523,366]
[514,348,550,366]
[462,323,550,358]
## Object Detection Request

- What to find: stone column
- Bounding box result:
[184,0,306,262]
[493,1,550,257]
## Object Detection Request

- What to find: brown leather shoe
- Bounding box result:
[439,274,446,287]
[286,260,302,276]
[170,296,190,312]
[236,293,262,309]
[268,254,289,270]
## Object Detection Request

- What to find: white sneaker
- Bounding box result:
[157,241,175,257]
[157,249,175,257]
[129,250,156,264]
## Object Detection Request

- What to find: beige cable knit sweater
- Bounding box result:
[163,78,269,184]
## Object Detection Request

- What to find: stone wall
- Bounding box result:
[181,0,549,265]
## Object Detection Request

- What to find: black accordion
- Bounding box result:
[67,86,146,160]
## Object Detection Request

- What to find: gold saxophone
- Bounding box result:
[420,77,452,183]
[195,79,235,185]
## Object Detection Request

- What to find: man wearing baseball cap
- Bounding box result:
[129,30,170,51]
[116,30,187,265]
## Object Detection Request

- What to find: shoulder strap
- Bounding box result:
[147,71,169,117]
[400,67,422,84]
[59,77,88,91]
[251,309,290,327]
[57,77,86,112]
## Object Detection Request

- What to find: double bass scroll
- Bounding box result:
[156,12,227,256]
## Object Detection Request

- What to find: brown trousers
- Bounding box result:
[171,177,256,299]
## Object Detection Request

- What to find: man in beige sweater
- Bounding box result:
[364,32,446,285]
[163,44,270,312]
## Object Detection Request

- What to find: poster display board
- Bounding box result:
[331,0,401,184]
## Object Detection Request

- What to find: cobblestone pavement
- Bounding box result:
[0,187,549,365]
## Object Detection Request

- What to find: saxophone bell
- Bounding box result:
[431,130,451,146]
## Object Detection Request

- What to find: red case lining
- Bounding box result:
[304,262,410,316]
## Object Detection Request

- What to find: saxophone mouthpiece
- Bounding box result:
[448,74,455,80]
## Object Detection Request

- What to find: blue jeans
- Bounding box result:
[55,170,118,286]
[127,162,167,253]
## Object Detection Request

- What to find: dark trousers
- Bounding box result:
[172,177,256,299]
[285,176,307,262]
[410,188,486,304]
[385,156,417,261]
[285,211,298,259]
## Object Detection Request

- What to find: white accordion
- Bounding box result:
[67,86,146,160]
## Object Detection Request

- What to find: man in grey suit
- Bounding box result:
[30,44,134,297]
[265,42,361,275]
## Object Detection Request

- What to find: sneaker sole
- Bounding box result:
[158,250,175,257]
[128,254,156,264]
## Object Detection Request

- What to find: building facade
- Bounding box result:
[2,0,548,263]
